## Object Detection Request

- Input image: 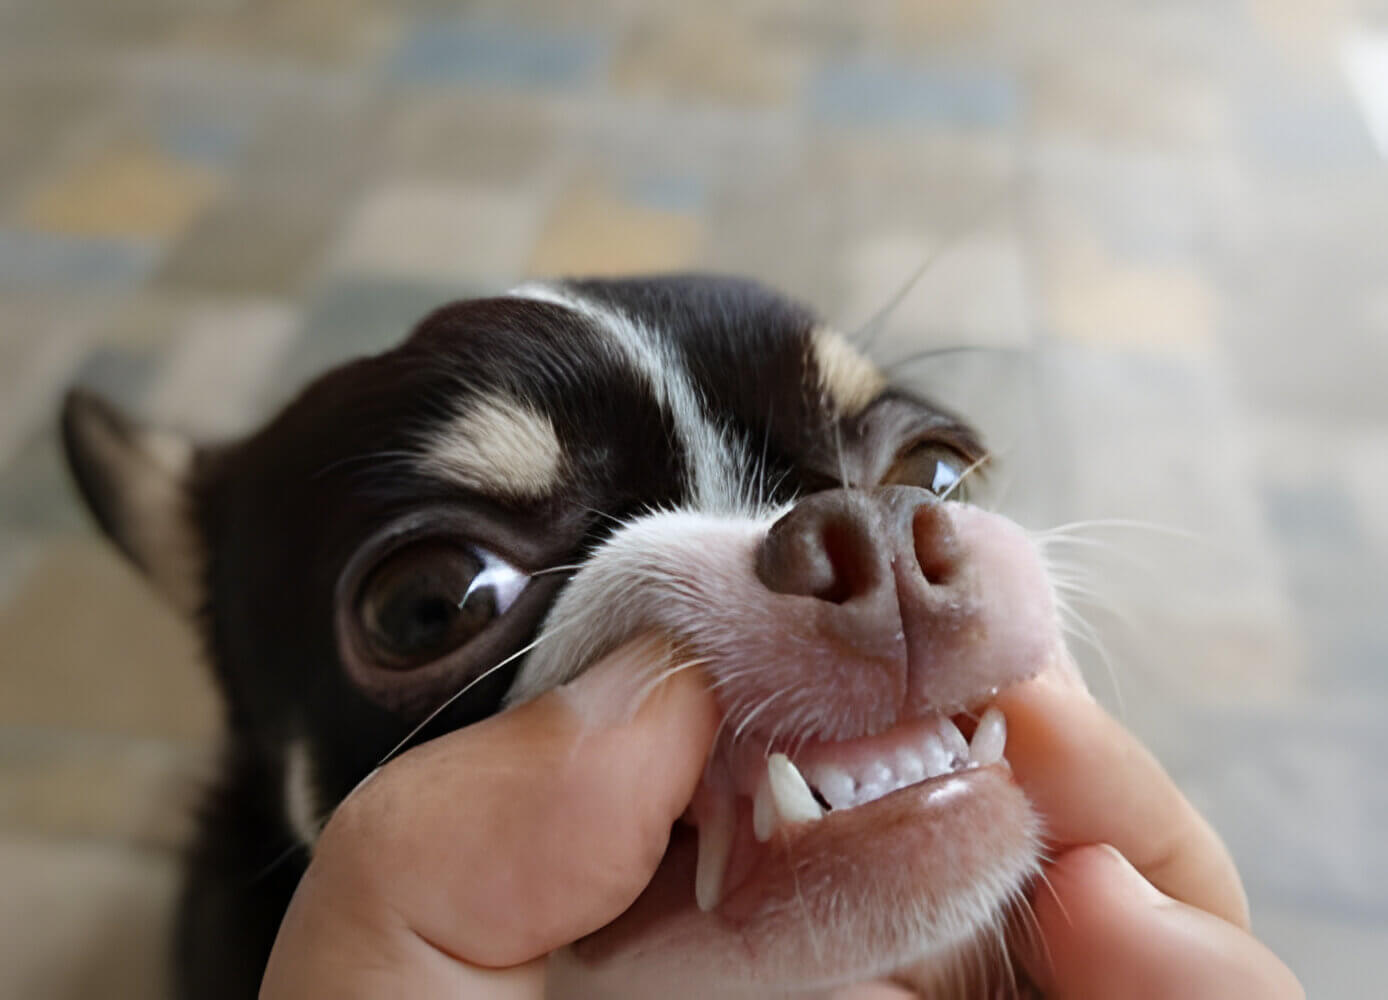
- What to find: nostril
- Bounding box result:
[814,519,870,604]
[756,498,888,605]
[912,504,958,585]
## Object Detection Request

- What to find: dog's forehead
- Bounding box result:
[208,277,896,578]
[245,278,876,505]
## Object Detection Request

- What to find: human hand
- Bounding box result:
[259,635,719,998]
[995,669,1304,998]
[260,637,1303,1000]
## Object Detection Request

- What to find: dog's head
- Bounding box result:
[63,275,1068,995]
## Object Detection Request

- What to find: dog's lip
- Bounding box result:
[568,761,1036,991]
[692,701,1011,912]
[713,760,1008,916]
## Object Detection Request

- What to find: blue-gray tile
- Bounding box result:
[387,18,610,91]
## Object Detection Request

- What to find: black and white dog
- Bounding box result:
[62,275,1066,998]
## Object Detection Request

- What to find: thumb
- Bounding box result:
[261,635,718,998]
[1019,844,1303,1000]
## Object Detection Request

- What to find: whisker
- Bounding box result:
[1056,604,1125,718]
[580,504,628,529]
[938,451,992,502]
[884,342,1032,378]
[832,419,851,490]
[373,622,574,770]
[248,839,309,886]
[1035,518,1201,542]
[528,563,584,578]
[850,200,1006,357]
[309,448,419,482]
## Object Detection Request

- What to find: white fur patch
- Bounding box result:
[283,739,324,845]
[509,282,747,512]
[810,326,885,418]
[422,392,564,499]
[508,508,778,704]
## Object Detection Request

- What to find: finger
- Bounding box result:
[996,669,1249,929]
[261,635,718,996]
[1019,844,1303,1000]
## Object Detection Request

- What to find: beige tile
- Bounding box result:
[612,11,805,105]
[0,539,221,742]
[0,731,208,848]
[0,834,176,1000]
[22,140,221,242]
[1044,235,1216,358]
[330,182,545,285]
[172,0,398,68]
[528,179,702,277]
[839,226,1033,354]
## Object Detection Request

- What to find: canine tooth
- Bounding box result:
[767,753,824,825]
[939,715,969,764]
[694,791,736,912]
[808,765,855,810]
[753,775,777,842]
[969,706,1007,766]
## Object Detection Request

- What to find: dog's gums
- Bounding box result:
[61,275,1070,998]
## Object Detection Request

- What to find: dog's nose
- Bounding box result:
[756,486,961,633]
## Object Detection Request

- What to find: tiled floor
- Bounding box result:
[2,1,1386,996]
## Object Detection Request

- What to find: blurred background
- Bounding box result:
[1,0,1385,996]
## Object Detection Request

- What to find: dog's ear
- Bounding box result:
[61,388,204,616]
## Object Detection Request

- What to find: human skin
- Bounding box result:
[259,639,1303,999]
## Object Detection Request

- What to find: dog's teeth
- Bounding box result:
[752,774,777,842]
[767,753,824,825]
[969,706,1007,766]
[694,789,736,912]
[895,747,926,785]
[807,764,855,810]
[939,715,970,765]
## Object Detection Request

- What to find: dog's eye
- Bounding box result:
[884,445,973,501]
[356,542,527,669]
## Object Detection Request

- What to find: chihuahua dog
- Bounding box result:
[62,275,1065,998]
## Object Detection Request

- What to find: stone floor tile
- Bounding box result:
[140,299,300,436]
[386,17,610,91]
[329,181,545,285]
[806,60,1019,129]
[0,230,161,293]
[0,729,209,849]
[152,187,336,297]
[612,9,806,106]
[0,539,220,742]
[381,93,558,187]
[261,275,481,411]
[20,139,221,242]
[0,834,177,1000]
[528,178,702,277]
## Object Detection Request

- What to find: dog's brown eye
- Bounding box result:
[884,445,974,501]
[356,542,527,670]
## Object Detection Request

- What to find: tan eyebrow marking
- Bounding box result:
[421,392,564,499]
[810,326,887,418]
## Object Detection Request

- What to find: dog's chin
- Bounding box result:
[552,758,1039,998]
